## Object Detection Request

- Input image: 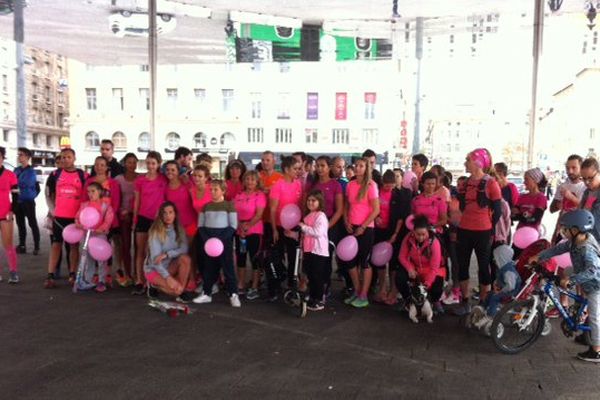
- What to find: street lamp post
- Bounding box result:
[148,0,157,150]
[528,0,545,169]
[14,0,27,148]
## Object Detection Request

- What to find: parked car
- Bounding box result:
[108,11,176,38]
[34,166,56,185]
[507,175,525,193]
[109,0,211,18]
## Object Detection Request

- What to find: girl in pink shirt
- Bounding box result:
[83,156,121,287]
[512,168,548,231]
[234,170,266,299]
[132,151,167,294]
[397,215,445,308]
[75,182,114,293]
[0,147,19,282]
[411,171,448,232]
[286,189,329,311]
[344,158,380,308]
[164,161,197,239]
[225,159,246,202]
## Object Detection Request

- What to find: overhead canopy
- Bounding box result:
[0,0,589,65]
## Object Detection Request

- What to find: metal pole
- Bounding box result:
[413,17,424,155]
[528,0,544,169]
[14,0,27,148]
[148,0,157,150]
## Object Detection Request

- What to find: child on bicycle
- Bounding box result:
[471,244,521,333]
[531,209,600,363]
[75,182,114,293]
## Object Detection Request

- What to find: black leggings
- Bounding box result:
[457,228,493,286]
[328,221,351,290]
[15,200,40,249]
[303,252,328,303]
[275,227,299,286]
[235,234,261,270]
[395,267,444,303]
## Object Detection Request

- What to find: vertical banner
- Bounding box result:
[400,120,408,149]
[307,92,319,120]
[335,92,347,120]
[364,92,376,104]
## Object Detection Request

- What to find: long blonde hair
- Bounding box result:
[148,201,186,245]
[355,158,373,201]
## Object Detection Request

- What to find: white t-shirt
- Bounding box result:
[554,178,586,212]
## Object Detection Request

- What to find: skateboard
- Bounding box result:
[148,299,192,318]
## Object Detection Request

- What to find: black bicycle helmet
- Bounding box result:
[559,209,595,233]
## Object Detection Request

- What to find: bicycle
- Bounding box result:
[490,262,591,354]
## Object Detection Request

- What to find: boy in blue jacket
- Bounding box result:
[14,147,40,255]
[532,209,600,363]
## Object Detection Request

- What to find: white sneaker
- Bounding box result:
[212,283,219,295]
[230,293,241,308]
[193,294,212,304]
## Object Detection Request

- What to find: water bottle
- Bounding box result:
[240,238,247,254]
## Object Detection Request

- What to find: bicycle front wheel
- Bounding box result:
[490,299,545,355]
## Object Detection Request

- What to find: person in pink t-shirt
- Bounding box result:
[225,159,246,202]
[114,153,138,287]
[132,151,167,295]
[372,170,399,304]
[344,157,380,308]
[164,161,197,240]
[411,171,448,232]
[0,146,19,283]
[190,164,212,214]
[269,156,303,297]
[234,170,266,299]
[512,168,548,258]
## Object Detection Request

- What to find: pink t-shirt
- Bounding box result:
[234,190,267,235]
[310,179,343,219]
[0,168,17,218]
[434,186,451,203]
[191,184,212,214]
[412,193,448,228]
[515,192,547,229]
[166,181,197,227]
[269,179,303,226]
[346,180,379,227]
[225,180,243,202]
[134,174,167,219]
[376,187,393,230]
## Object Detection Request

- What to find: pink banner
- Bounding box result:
[335,92,347,120]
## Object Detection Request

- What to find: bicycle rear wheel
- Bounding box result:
[490,299,545,355]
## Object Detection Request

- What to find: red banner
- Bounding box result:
[364,92,376,104]
[335,92,347,120]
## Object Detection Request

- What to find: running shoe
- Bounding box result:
[44,277,56,289]
[176,291,195,304]
[230,294,241,308]
[116,274,133,288]
[95,282,107,293]
[344,294,358,305]
[453,301,472,316]
[8,272,20,284]
[307,301,325,311]
[16,245,26,254]
[577,348,600,363]
[147,286,160,300]
[131,283,145,296]
[351,297,369,308]
[246,288,260,300]
[193,294,212,304]
[546,307,560,319]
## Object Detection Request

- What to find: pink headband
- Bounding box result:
[470,148,492,170]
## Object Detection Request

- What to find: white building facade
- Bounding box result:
[68,60,410,172]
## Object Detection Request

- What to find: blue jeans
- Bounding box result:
[485,288,520,317]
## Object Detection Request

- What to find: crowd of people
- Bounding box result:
[2,140,600,361]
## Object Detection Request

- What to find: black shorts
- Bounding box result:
[51,217,76,243]
[135,215,153,233]
[349,225,375,269]
[235,234,262,270]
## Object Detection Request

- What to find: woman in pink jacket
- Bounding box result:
[397,215,446,307]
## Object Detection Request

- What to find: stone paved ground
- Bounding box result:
[1,209,599,399]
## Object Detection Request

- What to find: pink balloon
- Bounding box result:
[405,215,415,231]
[336,235,359,262]
[204,238,224,257]
[402,171,417,190]
[371,241,393,267]
[88,237,112,261]
[280,203,302,230]
[513,227,540,249]
[80,207,100,230]
[63,224,84,244]
[552,252,572,268]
